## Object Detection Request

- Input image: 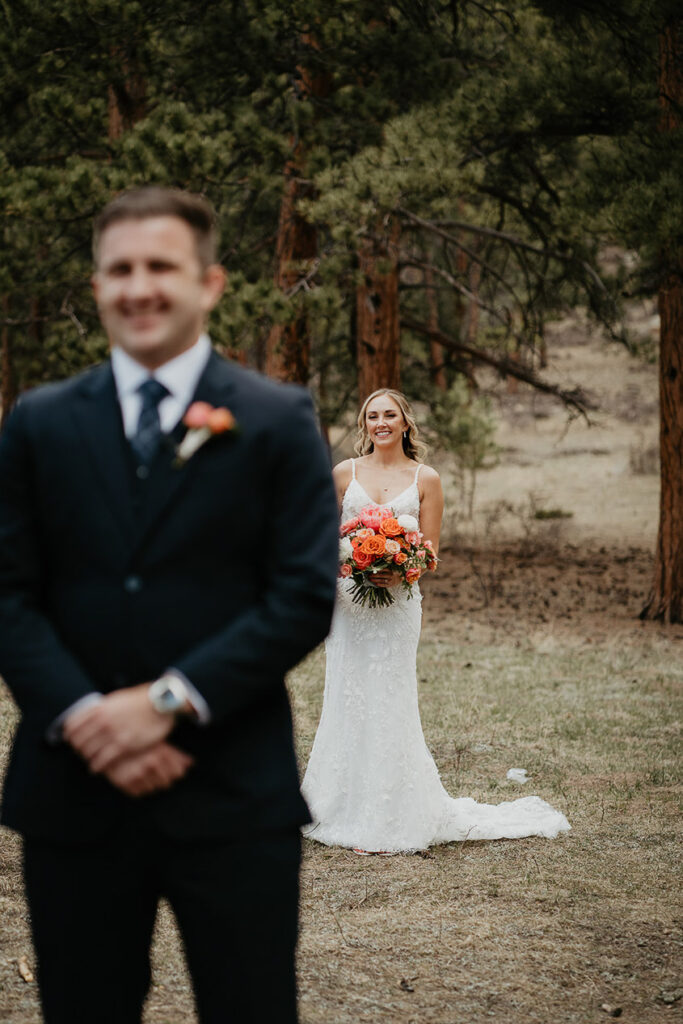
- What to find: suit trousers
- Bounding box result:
[23,816,301,1024]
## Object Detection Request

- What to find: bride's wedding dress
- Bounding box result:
[301,460,570,853]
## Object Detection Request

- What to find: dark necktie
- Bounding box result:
[131,378,170,464]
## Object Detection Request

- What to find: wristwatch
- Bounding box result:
[148,675,190,716]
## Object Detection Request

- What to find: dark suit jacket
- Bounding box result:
[0,350,339,842]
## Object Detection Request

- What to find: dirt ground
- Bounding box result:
[1,308,680,1022]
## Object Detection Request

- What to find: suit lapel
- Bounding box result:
[71,363,137,544]
[134,351,240,545]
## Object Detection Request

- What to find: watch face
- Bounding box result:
[151,680,185,714]
[158,687,181,712]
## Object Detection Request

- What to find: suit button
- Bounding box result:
[124,575,143,593]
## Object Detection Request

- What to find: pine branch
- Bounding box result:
[401,314,595,419]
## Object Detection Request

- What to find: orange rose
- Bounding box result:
[353,548,373,569]
[360,535,386,558]
[379,517,402,537]
[393,551,408,565]
[405,566,422,584]
[207,407,236,433]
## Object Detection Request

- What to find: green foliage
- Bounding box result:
[1,0,679,422]
[425,380,499,517]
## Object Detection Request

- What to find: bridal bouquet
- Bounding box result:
[338,505,437,608]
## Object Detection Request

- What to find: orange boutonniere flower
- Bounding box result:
[175,401,238,466]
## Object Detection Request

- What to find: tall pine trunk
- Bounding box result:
[641,19,683,623]
[264,170,317,383]
[265,36,329,384]
[356,220,401,399]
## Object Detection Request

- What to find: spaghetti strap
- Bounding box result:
[414,463,422,483]
[351,459,356,480]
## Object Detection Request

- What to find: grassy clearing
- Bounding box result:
[291,631,681,1024]
[0,562,680,1023]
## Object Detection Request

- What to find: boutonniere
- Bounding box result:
[175,401,238,466]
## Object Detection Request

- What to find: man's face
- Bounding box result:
[92,216,225,369]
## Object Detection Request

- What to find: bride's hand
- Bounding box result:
[372,569,401,588]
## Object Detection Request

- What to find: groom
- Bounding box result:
[0,187,339,1023]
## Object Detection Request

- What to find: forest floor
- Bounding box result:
[1,308,681,1023]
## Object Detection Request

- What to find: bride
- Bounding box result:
[301,388,570,854]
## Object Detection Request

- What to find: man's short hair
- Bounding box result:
[93,186,218,268]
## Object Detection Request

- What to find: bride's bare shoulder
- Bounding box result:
[333,458,354,484]
[418,463,441,483]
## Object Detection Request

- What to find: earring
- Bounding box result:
[403,431,407,439]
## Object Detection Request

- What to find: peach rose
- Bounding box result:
[384,539,401,555]
[393,551,408,565]
[355,528,375,540]
[379,517,402,537]
[405,531,421,546]
[183,401,214,429]
[340,563,353,578]
[340,516,361,536]
[405,567,422,585]
[360,535,386,557]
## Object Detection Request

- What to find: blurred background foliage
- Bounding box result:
[1,1,680,445]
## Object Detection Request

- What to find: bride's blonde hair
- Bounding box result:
[354,388,428,462]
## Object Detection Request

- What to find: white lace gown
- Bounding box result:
[301,462,570,853]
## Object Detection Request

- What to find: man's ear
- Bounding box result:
[202,264,226,311]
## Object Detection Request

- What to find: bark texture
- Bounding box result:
[265,36,329,384]
[641,19,683,623]
[107,52,146,139]
[356,221,401,399]
[264,172,317,383]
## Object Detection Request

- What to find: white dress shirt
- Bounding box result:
[111,332,213,438]
[48,335,214,740]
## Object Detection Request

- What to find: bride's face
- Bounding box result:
[365,395,407,450]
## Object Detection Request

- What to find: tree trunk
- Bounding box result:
[264,171,317,383]
[356,221,401,399]
[108,51,146,139]
[641,19,683,623]
[265,35,329,385]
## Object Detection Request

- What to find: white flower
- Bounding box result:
[397,514,419,532]
[339,537,353,560]
[506,768,529,784]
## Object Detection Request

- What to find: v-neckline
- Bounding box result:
[350,477,417,508]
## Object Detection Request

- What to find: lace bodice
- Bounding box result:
[341,460,421,522]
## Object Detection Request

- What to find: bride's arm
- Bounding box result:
[419,466,444,554]
[332,460,354,513]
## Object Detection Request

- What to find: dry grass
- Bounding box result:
[0,543,681,1023]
